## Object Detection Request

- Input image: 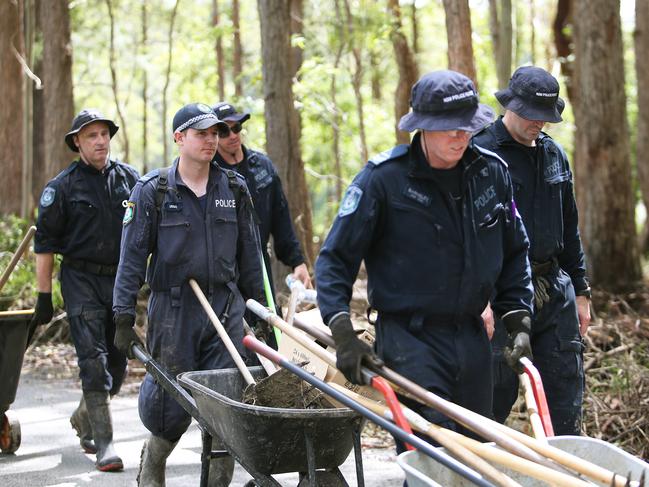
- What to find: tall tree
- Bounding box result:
[104,0,129,161]
[258,0,314,267]
[0,0,25,215]
[212,0,225,100]
[39,0,74,187]
[488,0,512,90]
[387,0,418,145]
[232,0,243,97]
[635,0,649,252]
[161,0,180,165]
[573,0,641,289]
[141,0,149,174]
[553,0,575,102]
[442,0,477,87]
[343,0,368,163]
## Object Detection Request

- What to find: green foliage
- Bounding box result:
[0,216,62,312]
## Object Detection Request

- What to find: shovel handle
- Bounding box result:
[189,279,256,386]
[519,357,554,437]
[0,226,36,293]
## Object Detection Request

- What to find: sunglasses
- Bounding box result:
[217,122,243,138]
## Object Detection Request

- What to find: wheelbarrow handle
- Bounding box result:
[519,357,554,437]
[243,334,497,487]
[0,226,36,293]
[131,344,206,429]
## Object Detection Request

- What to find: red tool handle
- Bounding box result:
[520,357,554,437]
[369,376,415,451]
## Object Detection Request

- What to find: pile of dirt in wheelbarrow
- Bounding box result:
[506,288,649,461]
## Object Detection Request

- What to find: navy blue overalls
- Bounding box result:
[35,158,140,395]
[113,160,264,441]
[316,134,533,444]
[474,117,588,435]
[214,146,305,299]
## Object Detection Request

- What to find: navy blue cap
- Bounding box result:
[495,66,565,122]
[398,70,494,133]
[172,103,227,133]
[65,109,118,152]
[212,102,251,124]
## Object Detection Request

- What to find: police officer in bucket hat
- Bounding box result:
[315,70,534,450]
[33,108,140,471]
[474,66,591,435]
[113,103,265,486]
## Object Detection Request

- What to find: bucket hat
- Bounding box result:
[398,70,494,133]
[495,66,565,122]
[65,109,118,152]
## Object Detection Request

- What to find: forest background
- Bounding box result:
[0,0,648,457]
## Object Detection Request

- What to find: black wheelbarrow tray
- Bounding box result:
[178,366,366,487]
[0,309,35,454]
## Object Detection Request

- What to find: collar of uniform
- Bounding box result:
[242,145,256,165]
[77,157,115,175]
[169,158,222,193]
[493,116,518,146]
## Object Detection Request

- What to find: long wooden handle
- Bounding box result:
[329,383,522,487]
[519,372,547,443]
[0,309,35,317]
[0,226,36,293]
[190,279,255,386]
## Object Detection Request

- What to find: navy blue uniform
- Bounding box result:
[35,159,140,394]
[474,117,587,435]
[214,146,304,295]
[113,159,264,441]
[316,134,533,437]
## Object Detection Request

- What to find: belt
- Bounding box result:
[380,311,475,333]
[531,258,558,277]
[62,257,118,276]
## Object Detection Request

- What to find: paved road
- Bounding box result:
[0,372,405,486]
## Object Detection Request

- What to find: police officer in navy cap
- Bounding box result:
[33,108,140,471]
[474,66,590,435]
[112,102,265,486]
[315,70,534,446]
[212,101,312,307]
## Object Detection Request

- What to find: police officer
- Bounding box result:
[212,101,312,301]
[473,66,591,435]
[112,103,265,486]
[315,70,534,444]
[33,109,140,471]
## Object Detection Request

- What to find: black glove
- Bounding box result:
[32,292,53,326]
[113,314,143,359]
[502,310,533,374]
[329,313,383,385]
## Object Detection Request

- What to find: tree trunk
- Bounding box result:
[141,0,149,174]
[0,0,25,215]
[410,2,418,54]
[232,0,243,97]
[332,0,344,206]
[553,0,575,102]
[289,0,303,81]
[343,0,368,163]
[39,0,74,186]
[212,0,225,101]
[442,0,477,87]
[258,0,314,268]
[573,0,641,289]
[634,0,649,253]
[488,0,512,90]
[388,0,418,145]
[529,0,536,65]
[370,48,381,101]
[161,0,180,165]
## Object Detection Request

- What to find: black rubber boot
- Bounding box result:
[70,395,97,454]
[84,391,123,472]
[137,434,177,487]
[208,436,233,487]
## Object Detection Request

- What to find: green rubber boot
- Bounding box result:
[70,395,96,454]
[84,391,123,472]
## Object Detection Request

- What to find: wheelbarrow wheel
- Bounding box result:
[0,411,21,454]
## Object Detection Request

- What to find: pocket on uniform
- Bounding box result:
[157,217,191,264]
[211,209,238,281]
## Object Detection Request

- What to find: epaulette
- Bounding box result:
[473,144,508,168]
[54,161,79,181]
[139,168,163,186]
[369,144,409,166]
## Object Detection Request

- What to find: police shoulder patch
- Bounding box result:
[40,187,56,207]
[369,144,408,166]
[338,185,363,217]
[123,201,136,225]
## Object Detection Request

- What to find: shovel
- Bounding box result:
[189,279,328,409]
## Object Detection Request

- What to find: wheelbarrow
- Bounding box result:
[397,436,649,487]
[178,366,366,487]
[0,226,37,454]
